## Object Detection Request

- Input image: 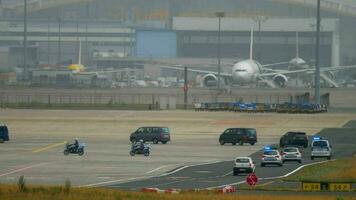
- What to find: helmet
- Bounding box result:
[139,139,143,143]
[75,138,79,141]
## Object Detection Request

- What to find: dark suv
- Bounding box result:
[130,127,170,144]
[0,125,9,143]
[219,128,257,146]
[280,132,308,148]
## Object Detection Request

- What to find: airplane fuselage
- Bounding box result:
[232,59,262,84]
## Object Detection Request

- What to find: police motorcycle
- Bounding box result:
[130,140,150,156]
[64,139,85,156]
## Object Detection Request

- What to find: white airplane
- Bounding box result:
[161,28,356,88]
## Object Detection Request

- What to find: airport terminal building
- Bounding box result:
[0,0,355,69]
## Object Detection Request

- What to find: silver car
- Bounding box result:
[282,147,302,163]
[261,150,283,167]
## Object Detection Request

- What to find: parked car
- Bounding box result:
[0,124,9,143]
[280,131,308,148]
[219,128,257,145]
[261,148,283,167]
[130,127,170,144]
[281,147,302,163]
[233,157,255,175]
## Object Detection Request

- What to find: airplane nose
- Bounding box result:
[235,72,250,83]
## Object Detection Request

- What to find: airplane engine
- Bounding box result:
[273,74,288,87]
[202,74,218,87]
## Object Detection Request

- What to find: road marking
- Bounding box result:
[194,171,212,173]
[159,160,221,177]
[0,162,53,177]
[221,171,232,177]
[145,165,172,174]
[32,141,67,153]
[82,176,146,187]
[136,178,196,190]
[84,160,222,188]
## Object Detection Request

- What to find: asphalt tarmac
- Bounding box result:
[108,121,356,190]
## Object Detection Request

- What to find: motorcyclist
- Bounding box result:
[133,139,144,151]
[67,138,79,151]
[139,139,144,150]
[74,138,79,149]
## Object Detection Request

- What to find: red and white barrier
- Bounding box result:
[141,188,162,193]
[216,185,236,193]
[164,188,180,194]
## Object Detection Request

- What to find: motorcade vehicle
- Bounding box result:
[279,131,308,148]
[219,128,257,145]
[64,142,85,156]
[233,157,255,175]
[311,136,332,160]
[281,147,302,163]
[130,127,170,144]
[261,147,283,167]
[130,141,150,156]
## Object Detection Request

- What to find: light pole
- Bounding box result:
[23,0,27,72]
[57,8,62,63]
[253,16,268,61]
[315,0,321,104]
[215,11,225,90]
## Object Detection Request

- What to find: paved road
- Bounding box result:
[108,121,356,190]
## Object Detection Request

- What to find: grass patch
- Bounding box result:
[0,184,353,200]
[283,157,356,183]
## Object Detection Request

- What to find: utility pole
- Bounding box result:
[253,16,268,61]
[184,66,188,109]
[315,0,321,104]
[23,0,27,73]
[215,12,225,90]
[57,8,62,63]
[47,16,50,64]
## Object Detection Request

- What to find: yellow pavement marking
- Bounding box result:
[32,141,67,153]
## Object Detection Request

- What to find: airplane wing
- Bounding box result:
[159,65,233,77]
[261,61,290,68]
[76,69,138,75]
[259,64,356,77]
[258,69,309,77]
[320,65,356,72]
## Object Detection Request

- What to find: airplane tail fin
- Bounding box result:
[249,27,254,61]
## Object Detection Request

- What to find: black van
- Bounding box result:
[219,128,257,145]
[130,127,170,144]
[0,125,9,143]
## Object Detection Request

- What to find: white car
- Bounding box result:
[311,137,332,160]
[233,157,255,175]
[281,147,302,163]
[261,149,283,167]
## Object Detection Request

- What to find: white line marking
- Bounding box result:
[83,160,222,188]
[0,162,53,177]
[221,171,233,177]
[145,165,172,174]
[81,176,146,187]
[133,179,195,190]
